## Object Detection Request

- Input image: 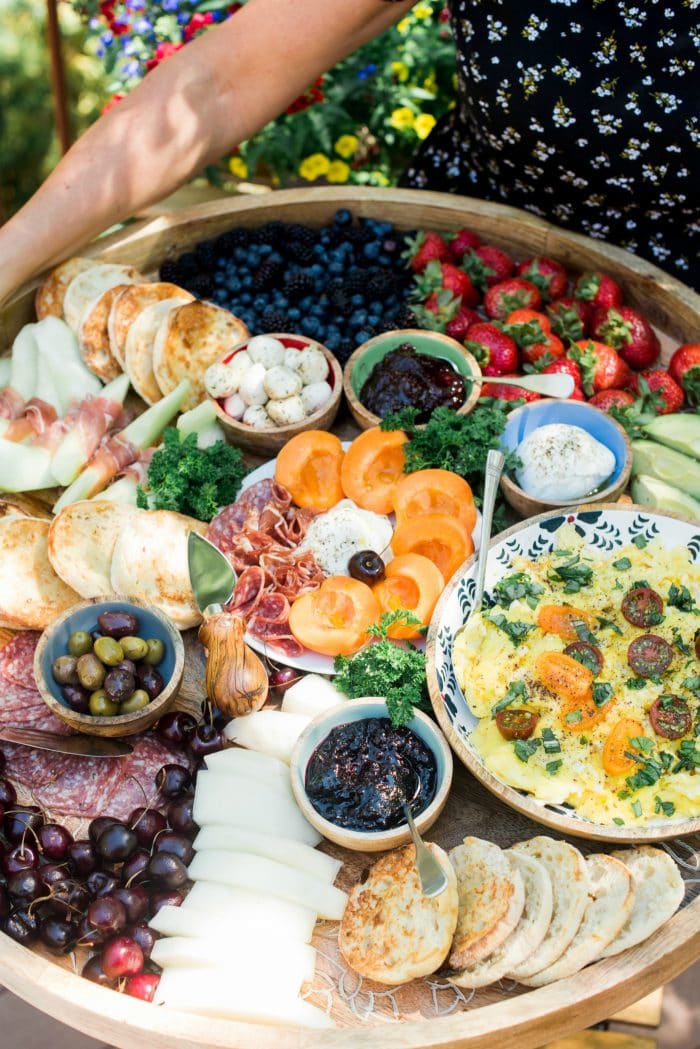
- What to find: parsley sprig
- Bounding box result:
[491,572,545,610]
[484,612,536,647]
[549,555,593,594]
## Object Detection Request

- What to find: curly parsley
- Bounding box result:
[138,429,247,521]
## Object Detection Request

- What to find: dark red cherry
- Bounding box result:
[124,922,158,959]
[130,807,167,848]
[3,805,43,844]
[81,954,116,987]
[155,764,192,799]
[156,711,197,747]
[38,823,74,861]
[87,895,127,935]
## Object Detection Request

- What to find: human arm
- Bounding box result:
[0,0,415,305]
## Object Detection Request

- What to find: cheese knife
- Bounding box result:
[0,725,133,757]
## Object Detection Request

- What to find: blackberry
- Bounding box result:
[214,228,250,255]
[343,271,368,295]
[283,223,317,247]
[365,268,396,298]
[283,271,314,302]
[176,252,199,277]
[257,221,287,246]
[195,239,218,271]
[286,240,315,266]
[395,304,417,328]
[159,259,181,283]
[183,274,214,298]
[328,288,354,315]
[252,258,284,291]
[261,306,290,331]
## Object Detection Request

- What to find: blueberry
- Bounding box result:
[355,329,371,343]
[239,292,252,305]
[253,295,268,310]
[363,243,381,259]
[287,307,301,321]
[242,275,253,288]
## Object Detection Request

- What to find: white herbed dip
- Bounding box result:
[515,423,616,502]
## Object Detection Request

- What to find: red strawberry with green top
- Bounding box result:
[590,306,661,370]
[449,227,482,261]
[630,370,684,414]
[404,231,451,273]
[569,339,632,395]
[516,256,568,302]
[573,271,623,310]
[479,374,541,403]
[412,259,480,308]
[484,278,542,320]
[668,343,700,407]
[411,289,460,333]
[462,243,514,291]
[445,304,482,342]
[547,297,593,340]
[589,389,636,411]
[464,322,519,376]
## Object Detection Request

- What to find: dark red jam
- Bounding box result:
[304,717,438,832]
[359,343,465,423]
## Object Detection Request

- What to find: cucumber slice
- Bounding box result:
[631,473,700,521]
[643,413,700,461]
[631,439,700,500]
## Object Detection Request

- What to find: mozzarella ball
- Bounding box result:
[264,365,302,400]
[284,348,303,371]
[204,362,240,399]
[238,362,268,406]
[242,404,273,429]
[297,346,329,385]
[300,380,332,416]
[223,392,246,420]
[266,395,306,426]
[225,350,253,389]
[247,335,285,369]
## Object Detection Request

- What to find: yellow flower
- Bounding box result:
[413,2,433,19]
[334,134,359,159]
[228,156,248,179]
[414,113,437,139]
[326,160,350,184]
[391,60,410,83]
[368,171,391,187]
[396,16,411,33]
[423,73,437,94]
[298,153,331,181]
[389,106,415,131]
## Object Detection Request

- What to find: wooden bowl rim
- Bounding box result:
[426,501,700,844]
[34,595,185,735]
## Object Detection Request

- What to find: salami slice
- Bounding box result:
[0,680,45,715]
[228,566,267,620]
[34,756,125,818]
[0,632,41,690]
[0,743,77,789]
[208,480,293,550]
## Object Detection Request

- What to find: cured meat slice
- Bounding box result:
[0,632,41,690]
[0,682,45,717]
[248,593,304,659]
[34,756,125,819]
[0,743,77,789]
[228,566,266,620]
[208,480,292,549]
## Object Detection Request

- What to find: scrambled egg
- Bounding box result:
[453,525,700,827]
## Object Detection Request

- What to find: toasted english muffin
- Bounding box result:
[507,836,589,981]
[48,500,142,598]
[125,298,192,404]
[152,301,248,411]
[63,263,142,334]
[521,853,634,987]
[109,510,206,629]
[0,517,78,629]
[448,837,525,970]
[108,283,194,368]
[35,257,94,320]
[598,846,684,958]
[79,283,131,381]
[449,850,553,988]
[339,842,458,985]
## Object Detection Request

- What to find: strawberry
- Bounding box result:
[479,375,541,403]
[464,322,519,376]
[589,389,636,411]
[542,358,584,397]
[411,289,460,333]
[404,231,451,273]
[449,227,482,261]
[590,306,661,370]
[502,308,563,368]
[668,343,700,407]
[569,339,633,396]
[567,385,587,401]
[547,297,593,340]
[573,271,623,310]
[516,256,568,302]
[462,244,514,291]
[445,304,482,342]
[411,259,480,308]
[630,370,685,414]
[484,279,542,320]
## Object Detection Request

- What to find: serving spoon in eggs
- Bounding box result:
[468,372,575,398]
[472,448,506,615]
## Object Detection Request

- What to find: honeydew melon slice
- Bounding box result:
[150,895,316,943]
[181,881,316,941]
[192,770,320,846]
[223,709,310,764]
[192,825,342,884]
[204,746,291,788]
[151,935,316,983]
[281,674,345,717]
[188,849,347,921]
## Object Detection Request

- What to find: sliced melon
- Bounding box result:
[193,770,320,845]
[223,709,310,764]
[150,896,316,943]
[281,674,345,717]
[631,439,700,499]
[192,825,342,884]
[204,747,291,788]
[631,473,700,521]
[643,413,700,461]
[151,935,316,984]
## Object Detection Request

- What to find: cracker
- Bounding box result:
[599,846,684,958]
[79,284,131,381]
[124,298,191,404]
[0,517,78,629]
[48,500,142,598]
[35,257,94,320]
[63,263,142,333]
[108,283,194,368]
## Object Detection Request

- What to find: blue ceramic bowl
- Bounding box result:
[499,399,632,515]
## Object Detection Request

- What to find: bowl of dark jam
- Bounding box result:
[290,697,453,851]
[343,329,481,431]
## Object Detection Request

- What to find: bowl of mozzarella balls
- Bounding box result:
[205,333,343,454]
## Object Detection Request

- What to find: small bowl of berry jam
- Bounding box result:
[290,697,453,852]
[343,329,482,431]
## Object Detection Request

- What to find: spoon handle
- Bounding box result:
[402,803,449,898]
[471,372,574,398]
[472,449,505,614]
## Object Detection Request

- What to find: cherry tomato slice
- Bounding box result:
[495,708,539,741]
[695,628,700,661]
[627,633,673,678]
[650,695,692,740]
[621,587,664,628]
[563,641,604,676]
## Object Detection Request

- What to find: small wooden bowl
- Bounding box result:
[34,596,184,737]
[290,697,453,852]
[210,334,342,455]
[343,328,482,431]
[499,399,633,517]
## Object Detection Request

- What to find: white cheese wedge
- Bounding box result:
[204,746,291,788]
[223,709,311,764]
[192,770,320,845]
[188,849,347,921]
[192,825,342,884]
[150,897,316,944]
[281,673,345,718]
[151,935,316,984]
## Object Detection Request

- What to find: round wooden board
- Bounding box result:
[2,187,700,1048]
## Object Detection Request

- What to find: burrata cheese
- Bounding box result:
[515,423,616,501]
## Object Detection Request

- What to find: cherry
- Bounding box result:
[268,665,301,699]
[102,935,144,979]
[166,794,197,837]
[153,831,194,866]
[113,885,149,923]
[81,954,116,987]
[130,807,167,848]
[39,917,76,955]
[76,914,105,949]
[47,880,89,920]
[187,723,222,760]
[38,823,74,861]
[86,870,120,899]
[1,911,37,946]
[348,549,385,585]
[155,764,191,799]
[0,885,9,921]
[68,839,98,877]
[7,868,43,901]
[13,905,40,936]
[88,816,120,844]
[87,895,127,935]
[156,711,197,747]
[149,889,184,914]
[3,805,44,844]
[0,777,17,809]
[124,922,158,960]
[121,848,151,887]
[124,972,160,1002]
[2,843,39,877]
[97,823,138,863]
[38,862,70,890]
[147,851,188,890]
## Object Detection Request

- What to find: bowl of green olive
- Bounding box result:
[34,597,185,737]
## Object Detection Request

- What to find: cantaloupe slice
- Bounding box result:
[192,825,341,884]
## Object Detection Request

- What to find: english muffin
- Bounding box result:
[63,263,142,334]
[599,846,685,958]
[48,500,142,598]
[108,282,194,368]
[339,843,458,985]
[0,517,79,629]
[125,298,192,404]
[35,257,94,320]
[79,283,132,381]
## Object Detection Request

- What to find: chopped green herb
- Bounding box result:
[597,617,623,636]
[613,817,625,826]
[138,428,247,521]
[565,710,582,724]
[579,735,589,744]
[553,549,573,558]
[618,789,631,800]
[513,738,541,763]
[671,627,691,656]
[492,572,545,610]
[668,584,698,613]
[573,619,597,645]
[632,534,648,549]
[625,752,663,791]
[592,682,614,706]
[631,579,651,591]
[612,557,632,571]
[484,612,537,648]
[626,677,648,690]
[546,759,563,776]
[629,735,654,753]
[541,728,561,754]
[491,680,528,717]
[614,580,624,591]
[549,555,593,594]
[631,800,643,818]
[655,796,676,818]
[672,739,700,773]
[681,675,700,698]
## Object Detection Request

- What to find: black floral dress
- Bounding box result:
[402,0,700,287]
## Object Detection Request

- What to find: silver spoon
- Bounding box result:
[469,372,574,398]
[401,771,448,898]
[472,448,506,615]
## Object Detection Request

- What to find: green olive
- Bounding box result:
[93,636,125,667]
[52,655,79,686]
[76,653,106,691]
[120,636,149,661]
[89,689,120,717]
[67,631,93,658]
[120,689,151,714]
[143,638,165,666]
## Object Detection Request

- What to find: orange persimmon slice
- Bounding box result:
[391,513,474,584]
[275,430,344,511]
[340,428,407,514]
[537,604,597,642]
[288,576,380,657]
[372,553,445,639]
[602,718,646,776]
[392,469,477,536]
[534,651,593,704]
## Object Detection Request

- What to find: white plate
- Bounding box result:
[239,447,481,673]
